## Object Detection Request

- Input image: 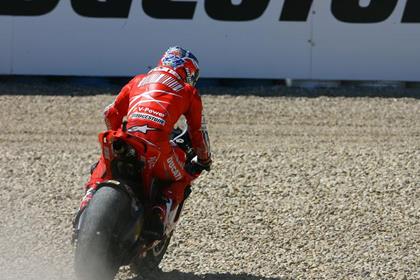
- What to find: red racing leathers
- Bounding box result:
[85,66,211,207]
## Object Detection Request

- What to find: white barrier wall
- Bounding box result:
[312,0,420,81]
[0,0,419,81]
[0,16,12,74]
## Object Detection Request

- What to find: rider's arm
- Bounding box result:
[184,88,212,165]
[103,77,137,130]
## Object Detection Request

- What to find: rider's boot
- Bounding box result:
[143,180,189,240]
[143,198,174,241]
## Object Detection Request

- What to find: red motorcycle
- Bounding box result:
[72,121,197,280]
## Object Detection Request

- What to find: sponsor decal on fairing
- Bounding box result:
[167,156,182,180]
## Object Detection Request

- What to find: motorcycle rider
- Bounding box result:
[80,46,212,239]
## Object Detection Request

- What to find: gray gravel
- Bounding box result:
[0,89,419,280]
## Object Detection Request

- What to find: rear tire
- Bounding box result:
[74,186,132,280]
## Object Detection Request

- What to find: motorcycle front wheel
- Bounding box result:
[130,232,173,276]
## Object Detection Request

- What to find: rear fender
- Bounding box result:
[97,130,160,197]
[96,180,141,213]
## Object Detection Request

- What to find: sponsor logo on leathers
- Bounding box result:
[130,113,166,125]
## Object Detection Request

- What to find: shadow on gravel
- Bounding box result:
[1,76,419,99]
[130,270,283,280]
[201,86,420,99]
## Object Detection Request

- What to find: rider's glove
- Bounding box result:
[195,156,212,172]
[186,156,212,176]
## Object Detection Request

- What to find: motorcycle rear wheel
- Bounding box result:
[74,186,132,280]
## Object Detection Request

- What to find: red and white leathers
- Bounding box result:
[84,66,211,209]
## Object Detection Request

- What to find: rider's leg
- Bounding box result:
[156,148,193,202]
[144,146,193,239]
